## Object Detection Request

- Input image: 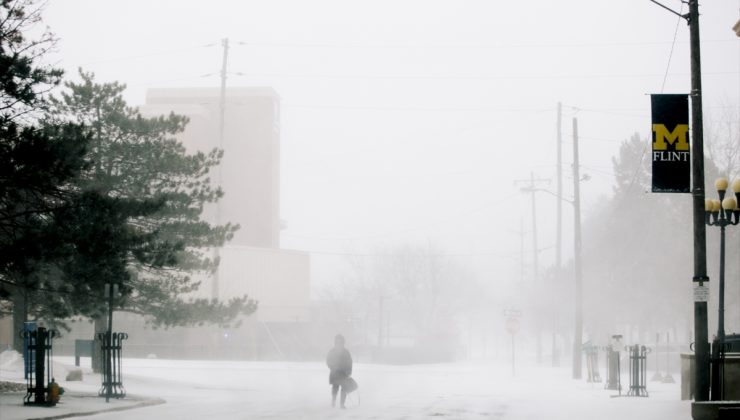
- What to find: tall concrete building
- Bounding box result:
[35,86,313,361]
[103,86,314,359]
[143,87,281,248]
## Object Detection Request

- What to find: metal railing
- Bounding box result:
[626,344,650,397]
[21,327,59,406]
[98,331,128,400]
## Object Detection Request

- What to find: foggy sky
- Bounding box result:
[40,0,740,292]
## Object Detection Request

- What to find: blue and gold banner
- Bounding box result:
[651,94,689,193]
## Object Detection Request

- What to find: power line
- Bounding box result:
[619,145,649,201]
[579,165,616,178]
[129,76,212,88]
[284,103,553,114]
[280,103,725,117]
[71,38,739,66]
[302,249,520,259]
[232,70,734,81]
[234,39,734,50]
[514,173,551,285]
[282,192,520,242]
[76,44,214,66]
[578,135,629,144]
[661,2,685,92]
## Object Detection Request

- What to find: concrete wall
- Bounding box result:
[218,246,310,323]
[141,87,281,249]
[53,246,311,360]
[0,316,12,349]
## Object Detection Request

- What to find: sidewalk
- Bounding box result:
[0,391,165,420]
[1,350,164,420]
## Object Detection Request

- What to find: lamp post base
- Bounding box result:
[692,401,740,420]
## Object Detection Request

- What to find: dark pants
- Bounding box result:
[331,384,347,407]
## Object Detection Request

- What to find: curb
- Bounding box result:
[26,395,166,420]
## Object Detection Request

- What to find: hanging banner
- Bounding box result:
[651,94,690,193]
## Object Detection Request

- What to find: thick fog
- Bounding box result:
[4,1,740,419]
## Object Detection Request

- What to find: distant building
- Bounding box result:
[0,317,11,349]
[51,86,313,361]
[218,246,310,324]
[54,245,311,361]
[3,86,313,360]
[135,87,309,358]
[142,87,281,249]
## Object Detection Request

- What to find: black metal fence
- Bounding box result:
[626,344,650,397]
[583,343,602,383]
[98,331,128,400]
[604,345,621,392]
[21,327,59,406]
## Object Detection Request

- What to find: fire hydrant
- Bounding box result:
[48,378,63,404]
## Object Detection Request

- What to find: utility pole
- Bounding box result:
[530,172,540,286]
[507,219,527,283]
[378,295,384,349]
[519,217,525,283]
[556,102,563,270]
[212,37,229,300]
[687,0,709,402]
[648,0,708,402]
[516,172,549,364]
[572,117,583,380]
[219,37,229,158]
[554,101,563,367]
[517,172,549,284]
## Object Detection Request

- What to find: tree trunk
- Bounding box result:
[92,315,106,373]
[11,289,27,354]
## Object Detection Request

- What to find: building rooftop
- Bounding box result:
[146,86,280,104]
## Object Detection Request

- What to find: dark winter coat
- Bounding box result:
[326,347,352,385]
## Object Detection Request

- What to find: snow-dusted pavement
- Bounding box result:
[2,354,691,419]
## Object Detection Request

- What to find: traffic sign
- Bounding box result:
[506,317,520,334]
[503,309,522,318]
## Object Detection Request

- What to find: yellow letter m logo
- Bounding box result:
[653,124,689,151]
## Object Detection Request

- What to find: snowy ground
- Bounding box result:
[1,352,690,419]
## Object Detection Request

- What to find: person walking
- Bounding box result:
[326,334,353,408]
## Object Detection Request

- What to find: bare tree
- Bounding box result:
[332,244,477,358]
[705,99,740,179]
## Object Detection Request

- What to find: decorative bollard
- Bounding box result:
[98,331,128,400]
[604,346,622,393]
[651,333,663,381]
[582,342,602,383]
[22,321,36,380]
[662,332,675,383]
[21,327,59,406]
[604,335,624,394]
[710,337,734,400]
[626,344,650,397]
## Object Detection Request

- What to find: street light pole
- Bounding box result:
[103,282,118,403]
[650,0,709,401]
[213,37,229,301]
[704,179,740,400]
[515,173,549,364]
[554,102,563,368]
[572,117,583,380]
[529,171,541,365]
[687,0,709,403]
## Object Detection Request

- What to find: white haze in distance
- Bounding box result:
[40,0,740,292]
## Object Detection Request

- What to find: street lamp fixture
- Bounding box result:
[704,177,740,400]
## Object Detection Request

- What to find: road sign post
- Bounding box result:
[505,313,521,376]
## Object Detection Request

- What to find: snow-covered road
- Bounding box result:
[49,357,689,420]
